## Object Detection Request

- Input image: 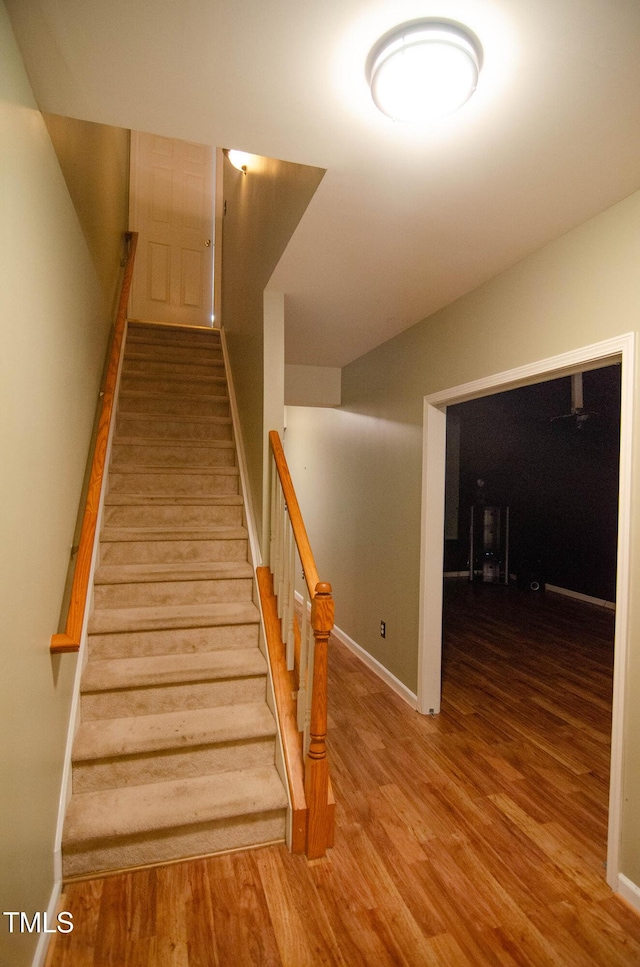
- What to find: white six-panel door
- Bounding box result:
[129,132,213,327]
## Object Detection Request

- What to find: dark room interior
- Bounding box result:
[444,364,621,603]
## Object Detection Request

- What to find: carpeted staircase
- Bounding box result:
[62,321,288,879]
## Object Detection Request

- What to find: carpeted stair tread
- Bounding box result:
[101,525,247,542]
[113,437,235,450]
[63,765,288,847]
[127,322,219,341]
[122,353,225,377]
[87,623,260,660]
[73,702,277,762]
[116,413,231,426]
[124,350,223,363]
[87,600,260,634]
[119,389,229,403]
[104,494,243,506]
[109,465,238,477]
[122,370,227,386]
[124,343,221,356]
[81,647,266,692]
[95,561,254,585]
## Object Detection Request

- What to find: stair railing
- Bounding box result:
[51,232,138,654]
[262,429,334,859]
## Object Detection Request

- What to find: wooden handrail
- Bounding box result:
[51,232,138,654]
[268,430,320,598]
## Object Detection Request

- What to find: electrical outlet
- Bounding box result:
[380,620,386,638]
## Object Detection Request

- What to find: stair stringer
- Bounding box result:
[219,324,294,850]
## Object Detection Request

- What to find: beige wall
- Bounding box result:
[221,152,324,550]
[43,113,130,317]
[0,6,126,964]
[284,188,640,884]
[285,364,342,407]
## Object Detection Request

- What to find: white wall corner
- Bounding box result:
[285,364,342,407]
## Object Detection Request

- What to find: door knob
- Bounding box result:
[205,239,211,247]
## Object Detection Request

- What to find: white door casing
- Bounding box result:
[129,132,213,327]
[417,332,635,892]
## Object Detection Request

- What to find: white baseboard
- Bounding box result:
[293,590,418,709]
[443,573,616,611]
[331,623,418,710]
[617,873,640,913]
[546,584,616,610]
[31,878,63,967]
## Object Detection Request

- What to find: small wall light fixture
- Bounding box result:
[227,149,253,174]
[367,20,482,123]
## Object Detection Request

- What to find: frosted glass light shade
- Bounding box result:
[368,22,481,122]
[228,150,253,172]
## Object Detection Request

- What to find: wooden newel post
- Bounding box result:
[305,581,334,859]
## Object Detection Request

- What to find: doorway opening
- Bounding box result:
[417,333,634,890]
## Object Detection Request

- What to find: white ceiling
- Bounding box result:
[8,0,640,367]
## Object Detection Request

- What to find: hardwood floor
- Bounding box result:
[48,582,640,966]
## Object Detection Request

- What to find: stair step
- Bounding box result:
[93,574,253,610]
[111,441,236,470]
[104,493,243,506]
[124,343,222,362]
[108,467,239,498]
[124,360,225,380]
[81,667,266,720]
[125,350,223,367]
[62,765,287,878]
[120,374,227,398]
[95,562,253,585]
[87,600,260,634]
[101,525,247,542]
[116,414,232,443]
[81,647,267,693]
[117,411,231,426]
[74,703,277,762]
[100,539,248,566]
[103,501,243,528]
[64,765,287,843]
[127,322,220,345]
[114,428,233,444]
[89,622,260,660]
[72,705,278,793]
[118,391,230,419]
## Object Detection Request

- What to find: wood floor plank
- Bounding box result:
[49,582,640,965]
[204,851,282,966]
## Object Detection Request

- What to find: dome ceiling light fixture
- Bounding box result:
[367,20,482,123]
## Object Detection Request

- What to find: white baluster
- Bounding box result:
[276,487,285,619]
[269,455,277,573]
[282,512,292,666]
[285,526,296,669]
